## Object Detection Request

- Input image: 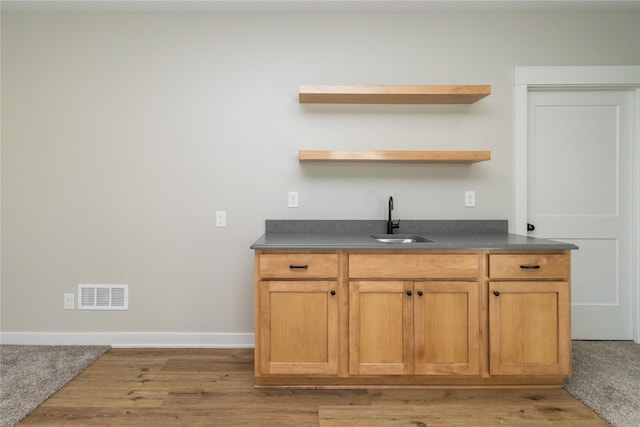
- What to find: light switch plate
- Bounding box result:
[465,191,476,207]
[288,191,299,208]
[216,211,227,227]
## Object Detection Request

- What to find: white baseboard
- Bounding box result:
[0,332,254,348]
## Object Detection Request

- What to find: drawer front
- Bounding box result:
[259,254,339,279]
[489,254,569,279]
[349,254,479,279]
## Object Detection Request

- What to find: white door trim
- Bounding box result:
[513,65,640,343]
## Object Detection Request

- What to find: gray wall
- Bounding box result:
[1,10,639,339]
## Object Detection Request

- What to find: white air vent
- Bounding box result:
[78,284,128,310]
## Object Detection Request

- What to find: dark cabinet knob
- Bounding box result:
[330,290,336,296]
[417,290,424,296]
[493,291,500,296]
[406,290,413,296]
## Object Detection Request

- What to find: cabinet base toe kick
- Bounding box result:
[255,376,566,388]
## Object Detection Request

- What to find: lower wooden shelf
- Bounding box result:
[298,150,491,163]
[299,85,491,104]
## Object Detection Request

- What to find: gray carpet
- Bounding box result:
[0,345,110,427]
[565,340,640,427]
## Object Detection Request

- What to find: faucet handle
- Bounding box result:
[391,219,400,230]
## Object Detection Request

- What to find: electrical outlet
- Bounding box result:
[64,293,75,310]
[216,211,227,227]
[288,191,299,208]
[465,191,476,207]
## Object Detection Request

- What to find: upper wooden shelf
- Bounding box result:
[299,150,491,163]
[299,85,491,104]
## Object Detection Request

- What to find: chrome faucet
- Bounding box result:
[387,196,400,234]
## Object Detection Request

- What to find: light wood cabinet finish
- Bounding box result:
[259,253,338,279]
[349,280,481,377]
[259,280,338,375]
[255,251,341,377]
[489,281,571,376]
[488,251,572,377]
[349,253,479,279]
[489,254,569,279]
[254,249,571,387]
[414,281,480,376]
[349,281,414,375]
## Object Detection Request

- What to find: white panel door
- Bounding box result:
[527,89,633,339]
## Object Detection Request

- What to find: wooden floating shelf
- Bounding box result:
[298,150,491,163]
[299,85,491,104]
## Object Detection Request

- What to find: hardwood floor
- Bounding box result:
[19,348,607,426]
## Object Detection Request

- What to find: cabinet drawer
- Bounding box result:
[259,254,339,279]
[489,254,569,279]
[349,254,479,279]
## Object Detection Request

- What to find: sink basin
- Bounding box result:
[371,234,433,244]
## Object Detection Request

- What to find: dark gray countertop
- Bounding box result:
[250,220,578,251]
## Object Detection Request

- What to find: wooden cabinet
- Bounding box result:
[254,249,572,387]
[488,252,571,377]
[349,280,480,376]
[255,252,340,376]
[348,253,481,377]
[259,280,338,375]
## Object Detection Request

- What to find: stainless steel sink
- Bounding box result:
[371,234,433,244]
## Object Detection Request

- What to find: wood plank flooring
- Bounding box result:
[19,348,608,426]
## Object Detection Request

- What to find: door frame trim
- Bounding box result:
[513,65,640,343]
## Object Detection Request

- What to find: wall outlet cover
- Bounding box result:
[64,293,75,310]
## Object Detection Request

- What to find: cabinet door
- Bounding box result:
[259,281,338,375]
[414,282,480,375]
[489,281,571,376]
[349,281,413,375]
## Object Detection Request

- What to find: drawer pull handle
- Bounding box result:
[289,265,309,270]
[520,265,541,269]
